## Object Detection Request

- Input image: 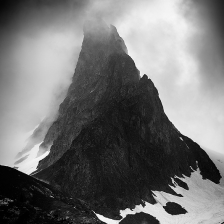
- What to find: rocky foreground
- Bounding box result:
[0,165,103,224]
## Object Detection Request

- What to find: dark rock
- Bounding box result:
[163,202,187,215]
[180,134,221,183]
[173,177,189,190]
[119,212,160,224]
[0,165,103,224]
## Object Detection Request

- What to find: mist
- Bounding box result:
[0,0,224,167]
[0,0,87,166]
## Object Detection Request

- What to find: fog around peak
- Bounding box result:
[0,0,223,167]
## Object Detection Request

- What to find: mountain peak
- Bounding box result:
[83,17,110,39]
[35,21,139,170]
[109,24,128,54]
[33,20,221,219]
[83,18,128,54]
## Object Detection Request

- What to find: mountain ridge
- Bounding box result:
[32,19,221,219]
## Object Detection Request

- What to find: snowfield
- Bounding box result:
[17,142,49,174]
[205,149,224,186]
[95,168,224,224]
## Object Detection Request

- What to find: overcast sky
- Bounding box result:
[0,0,224,167]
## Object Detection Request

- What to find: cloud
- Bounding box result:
[0,0,224,167]
[182,0,224,93]
[14,155,29,165]
[15,116,56,159]
[179,0,224,152]
[0,0,88,165]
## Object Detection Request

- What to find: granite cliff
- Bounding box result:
[33,18,221,219]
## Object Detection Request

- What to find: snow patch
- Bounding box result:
[93,212,120,224]
[95,169,224,224]
[17,142,50,174]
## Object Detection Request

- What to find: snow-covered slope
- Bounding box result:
[205,149,224,186]
[95,168,224,224]
[17,143,49,174]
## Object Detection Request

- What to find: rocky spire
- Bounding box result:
[34,19,221,219]
[35,18,139,171]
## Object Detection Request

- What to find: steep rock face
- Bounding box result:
[37,18,139,170]
[34,19,221,218]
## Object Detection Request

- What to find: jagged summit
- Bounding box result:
[83,17,110,44]
[109,25,128,54]
[35,19,139,171]
[33,20,221,219]
[83,17,128,54]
